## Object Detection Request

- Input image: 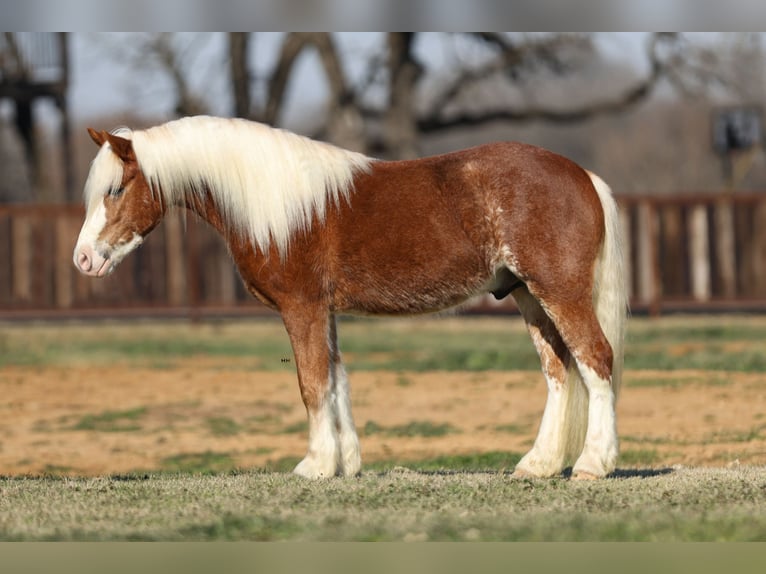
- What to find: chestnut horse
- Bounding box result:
[73,116,626,479]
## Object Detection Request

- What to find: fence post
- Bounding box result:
[753,199,766,297]
[660,205,684,297]
[164,212,186,306]
[713,198,736,299]
[11,215,31,302]
[688,204,711,301]
[54,216,74,308]
[636,200,660,314]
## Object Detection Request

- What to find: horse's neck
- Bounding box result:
[178,187,272,262]
[178,188,225,233]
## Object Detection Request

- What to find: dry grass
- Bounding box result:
[1,466,765,541]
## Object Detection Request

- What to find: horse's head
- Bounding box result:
[73,128,164,277]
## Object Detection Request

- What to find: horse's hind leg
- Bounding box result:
[512,287,588,478]
[531,293,618,479]
[568,320,618,479]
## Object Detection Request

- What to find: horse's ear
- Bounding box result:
[104,132,136,163]
[88,127,107,147]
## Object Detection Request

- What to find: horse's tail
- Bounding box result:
[587,170,628,400]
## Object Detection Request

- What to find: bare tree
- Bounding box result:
[115,33,754,159]
[229,32,250,119]
[94,33,213,119]
[146,33,209,117]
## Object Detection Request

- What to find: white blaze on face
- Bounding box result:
[72,196,144,278]
[73,139,145,278]
[73,199,111,277]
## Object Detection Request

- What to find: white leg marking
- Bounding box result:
[293,392,340,479]
[334,361,361,476]
[513,368,589,477]
[292,315,360,479]
[572,363,618,478]
[514,379,568,478]
[511,290,588,478]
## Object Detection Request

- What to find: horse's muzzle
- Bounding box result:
[73,244,111,277]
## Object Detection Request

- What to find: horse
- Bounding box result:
[73,115,627,480]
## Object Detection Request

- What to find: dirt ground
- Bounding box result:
[1,362,765,476]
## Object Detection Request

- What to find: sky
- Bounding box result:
[62,33,653,128]
[6,0,766,32]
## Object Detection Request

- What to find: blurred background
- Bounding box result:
[1,32,765,319]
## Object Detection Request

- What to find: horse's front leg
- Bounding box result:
[328,315,361,477]
[282,306,344,479]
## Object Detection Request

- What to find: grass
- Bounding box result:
[205,416,242,436]
[363,420,459,438]
[70,407,147,432]
[1,314,765,372]
[2,315,765,541]
[376,451,523,473]
[618,449,661,466]
[160,451,236,474]
[1,466,765,541]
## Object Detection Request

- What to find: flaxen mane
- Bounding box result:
[86,115,373,256]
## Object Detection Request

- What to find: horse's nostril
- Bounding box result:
[77,249,92,272]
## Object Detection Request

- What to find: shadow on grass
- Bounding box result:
[557,466,675,479]
[609,467,675,479]
[0,459,674,482]
[372,465,676,480]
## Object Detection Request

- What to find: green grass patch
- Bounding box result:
[624,317,766,372]
[396,375,412,387]
[2,315,766,372]
[373,451,523,473]
[70,407,147,433]
[178,512,303,541]
[261,456,302,473]
[261,451,523,474]
[160,451,236,474]
[40,464,75,476]
[707,425,766,443]
[363,420,459,438]
[627,375,722,388]
[618,449,661,466]
[492,423,531,434]
[280,421,309,434]
[621,435,675,446]
[0,320,294,370]
[206,417,242,437]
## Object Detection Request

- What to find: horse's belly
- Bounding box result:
[334,259,492,316]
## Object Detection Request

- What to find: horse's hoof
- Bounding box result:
[293,456,337,479]
[511,468,537,479]
[571,471,600,481]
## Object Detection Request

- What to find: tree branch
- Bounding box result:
[150,33,208,117]
[415,33,667,133]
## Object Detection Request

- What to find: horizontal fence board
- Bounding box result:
[1,192,765,319]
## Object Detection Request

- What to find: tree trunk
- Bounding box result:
[384,33,420,159]
[229,33,251,119]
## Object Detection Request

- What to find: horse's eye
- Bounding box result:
[110,187,125,198]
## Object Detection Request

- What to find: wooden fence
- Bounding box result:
[1,192,765,319]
